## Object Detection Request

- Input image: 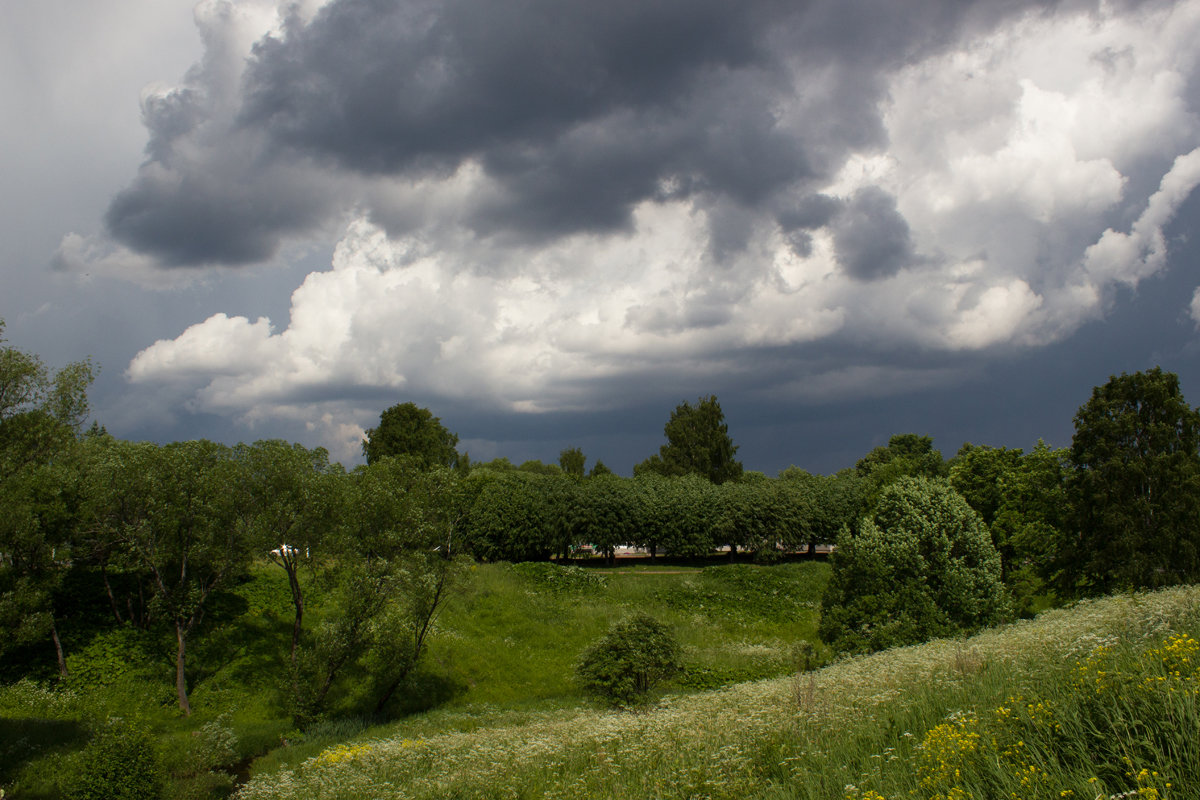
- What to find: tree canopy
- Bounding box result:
[1060,367,1200,596]
[636,395,742,484]
[558,446,586,477]
[818,477,1005,655]
[362,402,459,468]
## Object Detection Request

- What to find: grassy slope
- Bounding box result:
[248,560,830,775]
[0,560,830,797]
[425,561,828,707]
[237,585,1200,800]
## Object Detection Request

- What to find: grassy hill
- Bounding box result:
[5,561,1198,799]
[0,560,830,798]
[237,584,1200,800]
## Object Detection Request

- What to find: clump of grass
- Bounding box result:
[511,561,609,595]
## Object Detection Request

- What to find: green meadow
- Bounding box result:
[239,582,1200,800]
[0,559,831,797]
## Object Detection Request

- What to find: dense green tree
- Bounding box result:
[0,458,79,677]
[992,440,1070,614]
[84,439,250,714]
[779,467,865,551]
[1061,367,1200,595]
[461,468,560,562]
[575,614,681,706]
[636,395,742,484]
[362,402,459,468]
[949,443,1024,526]
[855,433,946,505]
[569,474,640,565]
[819,477,1005,655]
[1,319,94,478]
[715,475,804,560]
[559,446,586,477]
[589,460,613,477]
[0,322,94,676]
[633,473,717,559]
[517,459,562,476]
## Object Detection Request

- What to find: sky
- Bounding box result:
[4,0,1200,476]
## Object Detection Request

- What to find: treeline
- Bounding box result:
[5,315,1200,718]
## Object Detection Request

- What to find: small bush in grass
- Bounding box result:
[67,719,164,800]
[576,614,681,706]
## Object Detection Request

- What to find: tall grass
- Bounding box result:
[236,585,1200,800]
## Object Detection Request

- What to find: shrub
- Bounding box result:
[819,477,1006,655]
[576,614,681,706]
[67,719,164,800]
[511,562,607,595]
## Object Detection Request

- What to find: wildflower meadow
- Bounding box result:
[236,584,1200,799]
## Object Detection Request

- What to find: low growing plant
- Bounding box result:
[67,718,164,800]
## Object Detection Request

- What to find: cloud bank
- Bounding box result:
[95,0,1200,461]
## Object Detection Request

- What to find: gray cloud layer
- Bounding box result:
[62,0,1200,465]
[101,0,1073,267]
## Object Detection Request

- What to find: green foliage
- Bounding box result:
[462,468,562,562]
[819,477,1006,655]
[636,395,743,484]
[575,614,681,706]
[991,440,1070,613]
[567,473,641,562]
[855,433,947,506]
[949,442,1023,526]
[1063,366,1200,595]
[236,439,345,664]
[63,624,164,694]
[517,459,562,475]
[511,562,607,595]
[588,460,613,477]
[633,472,718,557]
[68,719,164,800]
[779,467,865,548]
[362,402,459,468]
[558,446,586,477]
[82,438,252,714]
[0,322,95,679]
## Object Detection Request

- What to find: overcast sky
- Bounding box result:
[4,0,1200,475]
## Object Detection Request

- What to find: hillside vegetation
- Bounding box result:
[237,584,1200,800]
[0,560,830,797]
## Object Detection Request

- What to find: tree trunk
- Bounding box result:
[51,619,68,679]
[286,563,304,666]
[101,565,123,624]
[175,622,192,716]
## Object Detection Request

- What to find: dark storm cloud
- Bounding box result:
[104,158,335,266]
[831,187,917,281]
[101,0,1054,267]
[240,0,775,173]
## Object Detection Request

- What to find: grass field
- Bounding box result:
[6,561,1197,799]
[236,584,1200,800]
[0,559,831,798]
